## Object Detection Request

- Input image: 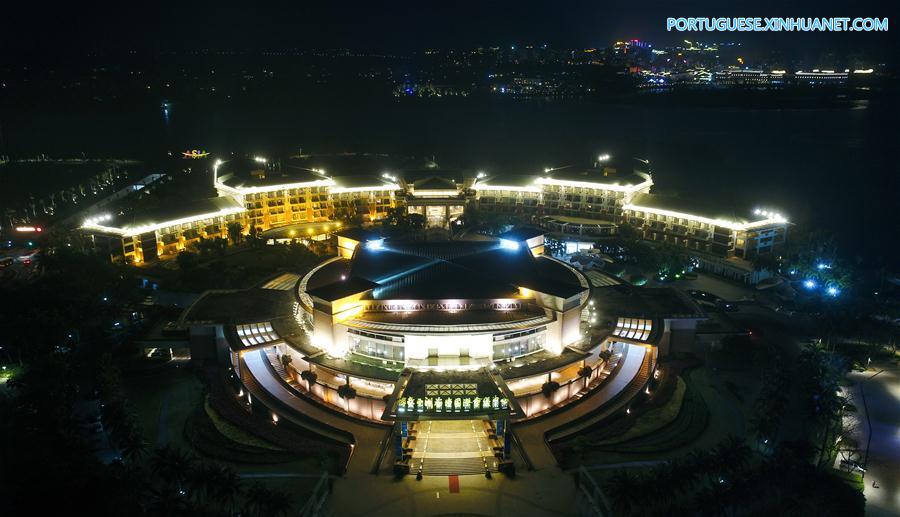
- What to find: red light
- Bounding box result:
[36,227,43,232]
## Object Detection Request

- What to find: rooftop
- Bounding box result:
[402,369,504,400]
[411,176,458,191]
[87,195,244,236]
[349,306,548,327]
[216,154,450,190]
[334,227,384,243]
[496,348,589,380]
[475,174,542,189]
[346,239,586,301]
[590,284,704,320]
[498,226,546,242]
[628,192,753,226]
[542,165,650,188]
[260,221,343,239]
[181,287,295,325]
[306,276,380,302]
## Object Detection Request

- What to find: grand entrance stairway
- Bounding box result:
[411,420,499,476]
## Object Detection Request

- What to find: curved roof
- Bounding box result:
[348,239,585,301]
[303,238,587,307]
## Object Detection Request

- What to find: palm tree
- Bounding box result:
[188,462,225,508]
[647,462,678,509]
[151,446,194,494]
[211,465,242,515]
[119,428,148,463]
[227,222,244,245]
[260,488,293,516]
[604,469,642,516]
[715,436,751,477]
[243,483,270,517]
[243,483,293,517]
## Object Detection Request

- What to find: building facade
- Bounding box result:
[81,155,788,266]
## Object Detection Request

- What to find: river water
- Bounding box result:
[1,93,897,262]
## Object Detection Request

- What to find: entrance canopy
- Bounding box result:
[383,368,524,421]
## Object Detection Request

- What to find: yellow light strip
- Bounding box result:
[536,177,654,193]
[330,184,400,194]
[233,179,336,194]
[474,184,542,193]
[623,203,787,231]
[82,206,247,237]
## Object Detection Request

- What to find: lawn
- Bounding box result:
[591,373,708,455]
[141,244,328,292]
[125,362,204,450]
[204,399,286,451]
[593,377,687,447]
[830,468,865,493]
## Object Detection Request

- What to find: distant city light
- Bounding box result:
[253,156,267,163]
[499,239,520,250]
[596,153,611,162]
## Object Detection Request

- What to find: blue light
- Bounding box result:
[827,286,840,297]
[803,279,817,290]
[816,263,831,271]
[789,269,797,275]
[499,239,519,250]
[365,239,384,251]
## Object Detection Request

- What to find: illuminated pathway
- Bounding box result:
[847,362,900,517]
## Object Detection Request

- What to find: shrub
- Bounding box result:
[541,381,561,398]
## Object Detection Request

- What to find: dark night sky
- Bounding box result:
[0,0,895,57]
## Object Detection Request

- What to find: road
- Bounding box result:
[846,363,900,517]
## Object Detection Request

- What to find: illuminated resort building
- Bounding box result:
[179,227,705,475]
[80,153,788,283]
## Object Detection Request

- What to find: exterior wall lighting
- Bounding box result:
[499,239,519,250]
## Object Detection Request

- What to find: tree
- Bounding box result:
[212,464,242,515]
[541,380,560,398]
[176,250,199,272]
[578,365,593,388]
[616,222,639,241]
[248,225,263,248]
[407,213,426,238]
[244,483,294,517]
[227,222,244,245]
[796,345,849,466]
[187,462,223,506]
[337,381,357,400]
[119,428,149,463]
[151,446,194,495]
[300,369,318,386]
[751,252,779,273]
[604,469,642,516]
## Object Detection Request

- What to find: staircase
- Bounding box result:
[421,456,493,476]
[411,420,500,476]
